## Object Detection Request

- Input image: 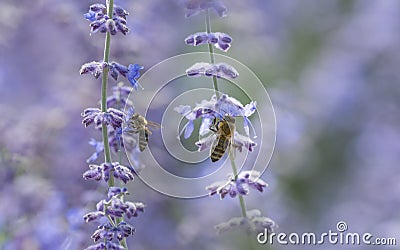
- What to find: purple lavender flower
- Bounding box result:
[184,0,227,18]
[80,61,104,79]
[85,241,126,250]
[124,201,145,219]
[127,64,144,90]
[94,197,144,220]
[83,162,134,184]
[109,62,129,79]
[87,139,104,163]
[206,171,267,199]
[215,209,276,234]
[106,83,134,108]
[174,94,256,139]
[185,32,232,52]
[113,163,134,184]
[186,62,239,79]
[107,187,129,199]
[82,165,103,181]
[92,223,114,242]
[81,107,125,130]
[195,130,256,152]
[84,4,129,35]
[85,242,106,250]
[116,222,136,240]
[83,211,105,223]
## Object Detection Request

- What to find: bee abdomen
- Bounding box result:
[211,137,229,162]
[138,131,148,152]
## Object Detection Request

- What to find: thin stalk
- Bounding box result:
[101,1,128,249]
[205,8,220,99]
[101,24,113,186]
[229,149,247,218]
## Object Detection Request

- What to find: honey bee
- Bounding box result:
[209,115,235,162]
[126,113,161,152]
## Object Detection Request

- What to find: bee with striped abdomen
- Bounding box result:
[209,115,235,162]
[126,113,160,152]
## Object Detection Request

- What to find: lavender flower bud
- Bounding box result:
[90,18,107,34]
[107,197,128,217]
[115,22,129,35]
[124,201,145,219]
[106,242,125,250]
[83,165,103,181]
[113,5,129,19]
[216,32,232,43]
[89,4,106,13]
[217,63,239,79]
[116,222,135,240]
[184,34,195,45]
[85,243,106,250]
[194,32,209,45]
[91,224,114,242]
[83,211,105,223]
[108,186,129,199]
[208,33,218,44]
[216,42,230,52]
[111,62,129,77]
[113,163,134,184]
[80,61,103,79]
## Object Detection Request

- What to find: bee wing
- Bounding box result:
[147,121,161,130]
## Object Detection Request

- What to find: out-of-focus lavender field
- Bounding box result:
[0,0,399,249]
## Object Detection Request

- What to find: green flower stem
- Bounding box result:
[229,149,248,218]
[101,0,113,186]
[205,8,220,99]
[101,1,128,249]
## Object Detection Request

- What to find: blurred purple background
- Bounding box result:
[0,0,399,249]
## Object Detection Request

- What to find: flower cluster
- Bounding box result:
[83,162,134,184]
[206,171,267,199]
[174,94,257,139]
[185,32,232,51]
[84,4,129,35]
[83,192,145,246]
[106,83,134,109]
[215,209,276,234]
[184,0,227,18]
[80,2,146,249]
[81,107,125,129]
[80,61,143,89]
[186,62,239,79]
